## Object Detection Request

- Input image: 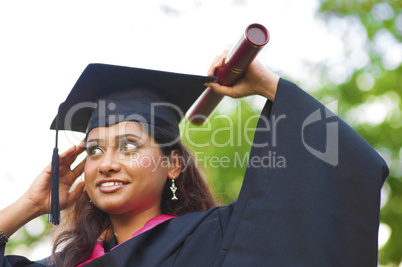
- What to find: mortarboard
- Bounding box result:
[48,63,216,224]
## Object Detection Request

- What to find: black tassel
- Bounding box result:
[49,103,63,225]
[50,147,60,225]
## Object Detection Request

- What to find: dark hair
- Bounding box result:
[52,123,218,266]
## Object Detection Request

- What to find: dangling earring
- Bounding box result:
[170,177,178,201]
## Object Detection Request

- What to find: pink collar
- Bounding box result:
[76,214,176,267]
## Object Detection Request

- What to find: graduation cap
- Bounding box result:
[49,63,216,224]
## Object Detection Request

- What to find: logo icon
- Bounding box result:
[302,104,339,166]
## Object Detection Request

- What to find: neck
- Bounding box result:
[109,206,161,244]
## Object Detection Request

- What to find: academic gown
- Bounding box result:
[1,78,389,267]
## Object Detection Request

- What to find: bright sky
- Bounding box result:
[1,0,337,206]
[0,0,392,260]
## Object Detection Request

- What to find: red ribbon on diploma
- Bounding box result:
[187,23,270,125]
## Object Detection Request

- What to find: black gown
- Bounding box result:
[1,78,389,267]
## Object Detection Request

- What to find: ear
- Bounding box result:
[167,149,182,180]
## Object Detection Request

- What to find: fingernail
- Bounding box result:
[204,82,210,87]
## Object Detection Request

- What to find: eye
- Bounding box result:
[121,141,139,152]
[87,146,103,156]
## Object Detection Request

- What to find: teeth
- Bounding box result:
[100,182,124,187]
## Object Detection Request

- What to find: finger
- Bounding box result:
[215,50,230,70]
[77,139,86,149]
[59,145,78,160]
[209,82,232,97]
[71,158,87,181]
[207,50,231,77]
[207,55,221,76]
[59,146,84,167]
[58,151,84,178]
[67,181,85,207]
[63,146,86,166]
[60,139,86,160]
[209,82,243,99]
[41,163,52,175]
[61,157,86,186]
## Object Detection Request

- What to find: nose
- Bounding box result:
[99,150,121,175]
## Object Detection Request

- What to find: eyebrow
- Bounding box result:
[87,134,142,144]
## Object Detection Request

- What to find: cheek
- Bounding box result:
[129,155,168,186]
[140,155,168,175]
[84,161,97,181]
[83,163,97,199]
[133,153,158,170]
[139,157,152,168]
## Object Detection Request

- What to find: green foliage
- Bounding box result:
[184,1,402,265]
[320,0,402,265]
[5,216,51,256]
[5,2,401,264]
[181,99,259,204]
[320,0,401,41]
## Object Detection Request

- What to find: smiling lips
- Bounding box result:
[98,181,128,193]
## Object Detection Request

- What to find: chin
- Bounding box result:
[96,202,129,215]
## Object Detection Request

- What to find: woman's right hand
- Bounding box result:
[22,143,86,216]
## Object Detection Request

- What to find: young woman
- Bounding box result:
[0,53,388,266]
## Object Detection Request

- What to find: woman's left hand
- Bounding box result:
[207,50,280,101]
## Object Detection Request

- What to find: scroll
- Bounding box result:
[187,23,270,125]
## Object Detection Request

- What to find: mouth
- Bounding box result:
[97,180,129,193]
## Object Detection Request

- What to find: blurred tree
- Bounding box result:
[5,215,51,258]
[318,0,402,265]
[181,99,259,204]
[183,1,401,266]
[5,1,401,265]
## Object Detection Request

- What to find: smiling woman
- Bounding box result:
[45,65,219,266]
[85,122,172,217]
[53,119,217,266]
[0,55,389,266]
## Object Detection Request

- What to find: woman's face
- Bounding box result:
[84,121,171,216]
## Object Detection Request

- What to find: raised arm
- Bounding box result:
[206,54,389,266]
